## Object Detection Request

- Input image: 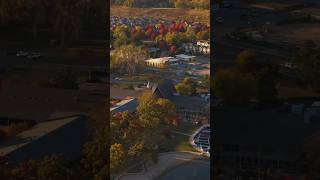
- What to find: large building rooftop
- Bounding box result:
[0,115,88,164]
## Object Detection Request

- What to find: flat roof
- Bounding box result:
[176,54,196,59]
[145,57,177,63]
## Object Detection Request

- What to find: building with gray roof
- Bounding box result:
[152,79,209,122]
[0,115,89,164]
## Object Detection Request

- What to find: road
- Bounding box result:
[117,151,207,180]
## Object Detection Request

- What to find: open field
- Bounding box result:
[111,6,210,24]
[269,23,320,44]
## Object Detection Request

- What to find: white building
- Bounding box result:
[175,54,196,62]
[145,57,180,68]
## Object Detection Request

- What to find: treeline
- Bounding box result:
[111,0,210,9]
[172,0,210,9]
[0,0,106,46]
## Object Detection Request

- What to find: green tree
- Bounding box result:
[175,77,197,96]
[112,25,130,48]
[110,143,126,172]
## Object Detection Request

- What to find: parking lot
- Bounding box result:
[191,125,210,156]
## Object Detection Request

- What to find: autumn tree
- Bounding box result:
[196,30,210,40]
[110,143,126,172]
[112,25,130,48]
[184,26,197,42]
[37,155,68,180]
[165,32,182,46]
[175,77,197,96]
[112,44,148,75]
[82,126,107,177]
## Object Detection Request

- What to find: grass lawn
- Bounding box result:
[3,70,53,86]
[122,74,162,82]
[42,47,105,66]
[160,122,201,152]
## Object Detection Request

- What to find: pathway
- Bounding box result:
[116,151,206,180]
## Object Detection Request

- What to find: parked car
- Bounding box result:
[114,77,123,81]
[16,51,29,57]
[26,53,41,59]
[217,17,224,24]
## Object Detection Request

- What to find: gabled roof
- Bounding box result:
[171,95,206,111]
[110,98,137,113]
[152,79,176,100]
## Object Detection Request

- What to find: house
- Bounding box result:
[0,115,89,164]
[197,40,210,48]
[152,79,209,122]
[182,43,210,56]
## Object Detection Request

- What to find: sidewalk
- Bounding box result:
[117,151,205,180]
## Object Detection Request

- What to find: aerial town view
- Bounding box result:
[110,0,210,179]
[213,0,320,179]
[0,1,107,179]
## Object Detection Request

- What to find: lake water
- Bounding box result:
[158,160,210,180]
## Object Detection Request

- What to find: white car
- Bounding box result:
[27,53,41,59]
[283,62,293,69]
[114,77,123,81]
[16,51,29,57]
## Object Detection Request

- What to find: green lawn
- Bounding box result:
[160,122,201,152]
[121,74,163,83]
[42,47,105,65]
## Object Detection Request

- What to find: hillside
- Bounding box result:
[110,6,210,24]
